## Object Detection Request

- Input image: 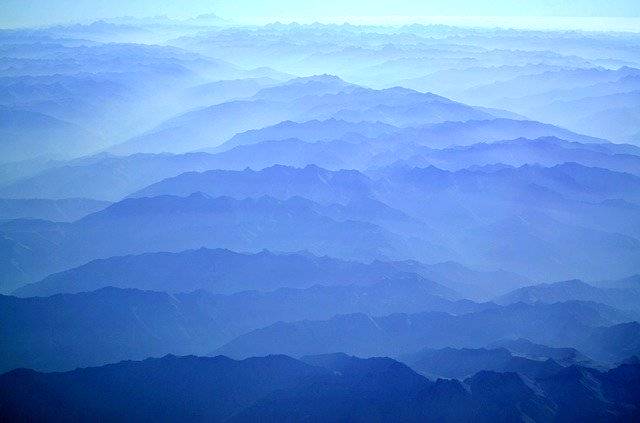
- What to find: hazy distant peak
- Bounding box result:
[286,74,349,85]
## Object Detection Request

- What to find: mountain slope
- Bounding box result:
[380,118,606,148]
[13,248,456,297]
[401,346,563,379]
[215,118,399,151]
[215,301,634,363]
[0,107,106,162]
[2,281,485,372]
[0,198,110,222]
[108,81,498,154]
[0,193,452,290]
[2,353,639,422]
[497,279,640,313]
[370,137,640,176]
[130,164,375,204]
[488,338,595,367]
[13,247,527,300]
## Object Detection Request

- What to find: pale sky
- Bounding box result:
[1,0,639,28]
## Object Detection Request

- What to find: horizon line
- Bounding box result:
[3,15,640,33]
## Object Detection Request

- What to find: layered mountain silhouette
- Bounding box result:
[368,136,640,176]
[401,346,564,379]
[2,20,640,423]
[2,161,639,291]
[0,152,241,201]
[108,78,500,154]
[14,247,527,298]
[488,338,596,367]
[215,301,636,363]
[0,107,106,162]
[130,164,375,204]
[0,194,447,291]
[3,280,492,372]
[497,279,640,313]
[465,67,640,142]
[215,118,399,151]
[3,118,633,201]
[2,353,639,422]
[0,198,110,221]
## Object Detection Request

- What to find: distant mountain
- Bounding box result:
[390,162,640,205]
[180,77,278,109]
[369,163,640,280]
[215,118,399,152]
[460,67,640,108]
[0,152,249,201]
[5,125,629,202]
[0,44,245,144]
[470,106,528,120]
[488,338,595,367]
[2,281,489,372]
[188,137,374,171]
[0,142,380,200]
[322,87,493,127]
[185,13,233,26]
[209,121,633,173]
[130,164,375,205]
[497,279,640,314]
[401,346,563,379]
[0,41,236,78]
[369,136,640,176]
[13,247,527,300]
[2,353,639,422]
[593,274,640,291]
[574,99,640,144]
[0,194,447,290]
[0,107,106,162]
[0,156,70,187]
[215,301,634,363]
[470,69,640,143]
[0,234,43,294]
[4,161,640,285]
[107,74,359,154]
[0,219,73,293]
[406,261,532,300]
[526,91,640,143]
[108,80,499,154]
[0,198,110,222]
[108,99,295,155]
[251,74,358,101]
[500,74,640,113]
[13,248,456,297]
[135,161,640,246]
[451,209,640,282]
[579,322,640,364]
[2,26,640,422]
[0,73,137,141]
[380,118,605,148]
[72,193,436,262]
[397,64,566,95]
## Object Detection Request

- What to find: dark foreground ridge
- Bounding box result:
[2,353,639,422]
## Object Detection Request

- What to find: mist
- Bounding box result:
[1,6,640,422]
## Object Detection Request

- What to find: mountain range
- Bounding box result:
[2,353,639,422]
[2,161,639,292]
[2,279,491,372]
[497,278,640,313]
[2,19,640,422]
[215,300,637,364]
[13,247,528,299]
